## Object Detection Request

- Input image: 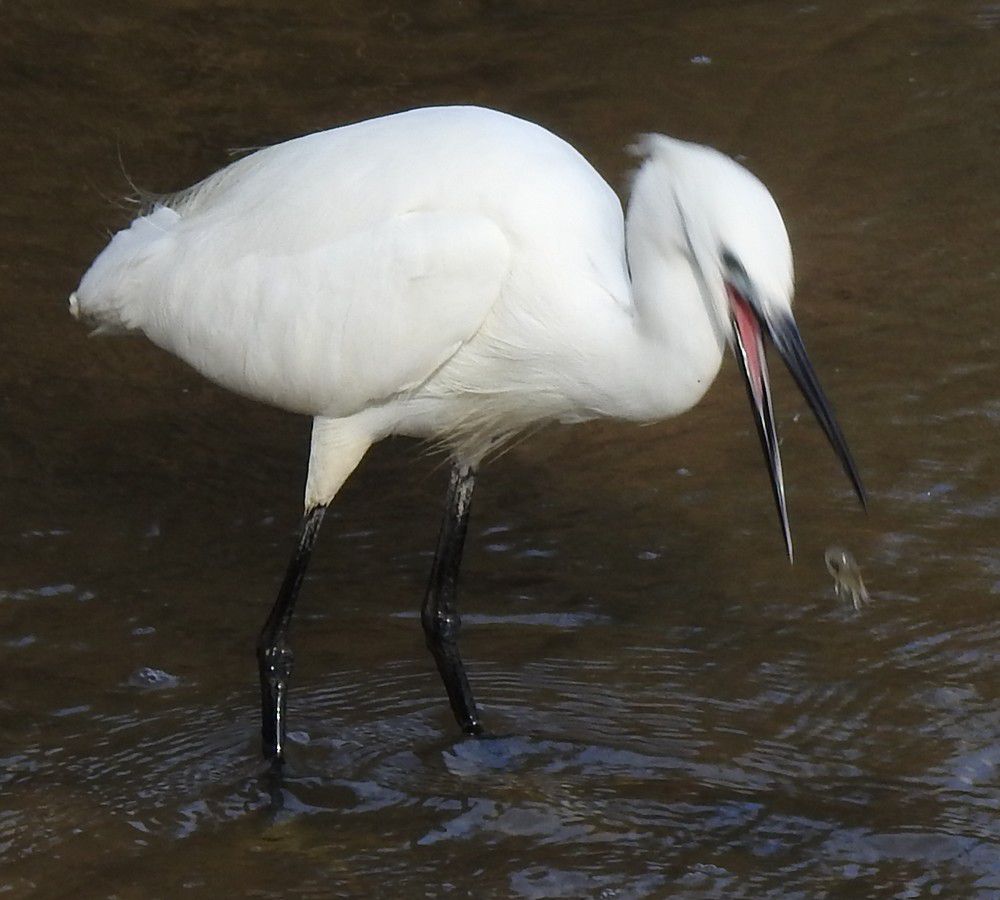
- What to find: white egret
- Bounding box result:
[70,106,865,761]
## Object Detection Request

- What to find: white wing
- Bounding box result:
[72,106,622,420]
[121,208,508,416]
[75,208,509,420]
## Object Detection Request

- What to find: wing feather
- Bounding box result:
[78,207,510,417]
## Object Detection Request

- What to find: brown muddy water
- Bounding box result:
[2,2,999,897]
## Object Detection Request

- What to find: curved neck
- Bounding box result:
[570,180,726,424]
[628,209,726,416]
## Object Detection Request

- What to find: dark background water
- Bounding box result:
[2,1,998,896]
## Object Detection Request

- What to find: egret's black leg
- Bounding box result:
[257,503,327,762]
[422,463,482,735]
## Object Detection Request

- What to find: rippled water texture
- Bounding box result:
[2,2,999,896]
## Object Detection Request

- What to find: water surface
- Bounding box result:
[2,1,998,896]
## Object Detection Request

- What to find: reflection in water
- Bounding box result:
[4,598,999,893]
[3,0,1000,896]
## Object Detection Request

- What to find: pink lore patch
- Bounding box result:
[728,285,764,401]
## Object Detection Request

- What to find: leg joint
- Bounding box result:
[422,607,461,643]
[257,643,294,684]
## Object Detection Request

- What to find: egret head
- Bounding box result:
[632,134,866,559]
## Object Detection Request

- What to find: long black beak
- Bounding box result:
[729,290,866,561]
[767,313,867,511]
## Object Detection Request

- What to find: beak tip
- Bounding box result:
[850,473,868,512]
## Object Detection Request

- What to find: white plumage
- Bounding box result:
[71,105,864,762]
[71,105,800,510]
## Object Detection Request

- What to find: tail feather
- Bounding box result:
[68,205,181,335]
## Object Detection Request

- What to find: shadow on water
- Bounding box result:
[2,0,1000,896]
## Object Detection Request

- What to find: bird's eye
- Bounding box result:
[721,249,746,279]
